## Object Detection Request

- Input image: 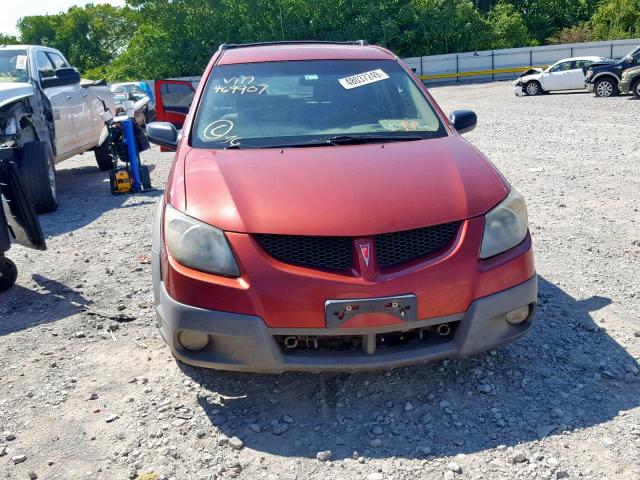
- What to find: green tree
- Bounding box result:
[0,33,19,45]
[546,23,593,44]
[591,0,640,40]
[18,4,135,77]
[513,0,599,43]
[488,1,532,49]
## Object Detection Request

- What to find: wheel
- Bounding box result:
[594,77,618,97]
[524,81,542,96]
[0,256,18,293]
[94,140,115,171]
[632,79,640,99]
[19,141,58,213]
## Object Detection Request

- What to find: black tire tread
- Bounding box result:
[594,77,618,97]
[631,78,640,99]
[94,141,115,171]
[525,81,541,96]
[0,256,18,293]
[19,141,58,214]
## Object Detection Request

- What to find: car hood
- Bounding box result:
[589,59,617,70]
[514,72,543,84]
[181,136,509,236]
[0,82,34,109]
[519,68,543,78]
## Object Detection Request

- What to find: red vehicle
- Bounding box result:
[147,41,536,373]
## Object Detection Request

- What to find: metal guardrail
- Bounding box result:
[419,65,548,81]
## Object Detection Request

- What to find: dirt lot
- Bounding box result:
[1,81,639,480]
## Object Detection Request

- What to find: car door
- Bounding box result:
[571,60,592,89]
[35,49,83,158]
[155,80,195,129]
[47,50,96,150]
[542,61,574,91]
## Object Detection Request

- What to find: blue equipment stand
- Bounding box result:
[122,118,143,191]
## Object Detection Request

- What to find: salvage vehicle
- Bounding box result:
[111,81,155,123]
[619,65,640,98]
[584,45,640,97]
[0,45,115,213]
[513,56,604,96]
[147,41,537,373]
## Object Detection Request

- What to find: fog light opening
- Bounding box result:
[178,330,210,351]
[505,305,530,325]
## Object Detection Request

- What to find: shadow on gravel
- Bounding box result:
[180,275,638,460]
[40,161,162,237]
[0,275,87,335]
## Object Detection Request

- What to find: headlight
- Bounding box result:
[585,70,593,78]
[480,189,528,259]
[163,203,240,277]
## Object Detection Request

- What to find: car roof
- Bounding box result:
[0,45,55,50]
[217,42,395,65]
[556,56,605,62]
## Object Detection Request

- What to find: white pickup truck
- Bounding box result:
[0,45,115,213]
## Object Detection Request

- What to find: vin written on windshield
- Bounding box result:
[191,59,447,149]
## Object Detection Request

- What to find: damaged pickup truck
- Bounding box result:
[0,45,115,213]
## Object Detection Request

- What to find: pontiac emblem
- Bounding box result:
[358,242,371,267]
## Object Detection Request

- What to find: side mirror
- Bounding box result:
[449,110,477,134]
[41,67,81,88]
[146,122,178,150]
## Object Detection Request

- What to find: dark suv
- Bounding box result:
[584,45,640,97]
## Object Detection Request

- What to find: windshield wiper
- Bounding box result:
[225,134,424,150]
[324,134,424,145]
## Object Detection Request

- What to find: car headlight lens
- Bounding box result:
[163,203,240,277]
[480,189,528,259]
[585,70,593,78]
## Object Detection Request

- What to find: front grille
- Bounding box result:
[375,221,460,268]
[254,234,353,271]
[255,221,460,272]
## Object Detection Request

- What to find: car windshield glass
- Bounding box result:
[0,50,29,83]
[191,59,447,149]
[622,47,640,63]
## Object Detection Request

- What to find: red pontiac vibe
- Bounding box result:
[147,41,536,373]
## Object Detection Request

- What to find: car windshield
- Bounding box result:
[191,59,447,149]
[0,50,29,83]
[621,46,640,63]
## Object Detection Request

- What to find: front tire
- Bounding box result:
[94,141,115,171]
[524,81,542,96]
[632,79,640,99]
[20,141,58,214]
[0,256,18,293]
[594,78,618,97]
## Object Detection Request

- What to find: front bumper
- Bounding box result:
[619,79,631,95]
[513,84,525,96]
[153,272,537,373]
[586,82,595,93]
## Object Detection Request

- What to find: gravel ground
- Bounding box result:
[1,81,639,480]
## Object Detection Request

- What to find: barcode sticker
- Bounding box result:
[338,69,389,89]
[15,55,27,70]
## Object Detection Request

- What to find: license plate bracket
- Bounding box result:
[325,294,417,328]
